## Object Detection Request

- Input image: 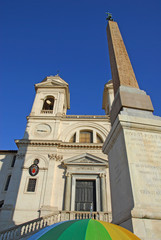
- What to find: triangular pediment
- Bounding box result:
[35,75,68,89]
[63,153,108,166]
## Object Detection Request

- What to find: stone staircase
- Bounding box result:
[0,211,109,240]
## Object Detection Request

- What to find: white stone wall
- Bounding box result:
[0,116,111,226]
[0,76,113,229]
[12,115,111,225]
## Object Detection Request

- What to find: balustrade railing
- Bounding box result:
[0,211,109,240]
[59,211,109,222]
[41,110,53,114]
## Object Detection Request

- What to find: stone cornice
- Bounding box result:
[118,114,161,132]
[27,115,110,121]
[0,150,17,153]
[60,143,102,149]
[15,139,103,149]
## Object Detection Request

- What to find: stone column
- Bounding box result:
[40,154,57,216]
[100,173,107,212]
[64,172,72,211]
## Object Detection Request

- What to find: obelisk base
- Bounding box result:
[110,86,154,125]
[103,108,161,240]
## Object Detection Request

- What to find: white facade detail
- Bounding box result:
[0,75,113,231]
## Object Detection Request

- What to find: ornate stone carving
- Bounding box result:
[99,173,106,178]
[15,139,104,149]
[65,172,71,177]
[48,154,63,161]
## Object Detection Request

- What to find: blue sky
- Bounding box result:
[0,0,161,150]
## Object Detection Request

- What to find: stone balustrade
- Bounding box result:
[0,213,58,240]
[59,211,109,222]
[41,110,53,114]
[0,211,109,240]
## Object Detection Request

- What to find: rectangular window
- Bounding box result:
[0,200,4,208]
[27,179,37,192]
[4,175,11,191]
[80,131,93,143]
[11,155,16,167]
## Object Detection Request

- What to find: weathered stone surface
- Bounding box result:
[110,86,154,124]
[103,114,161,240]
[106,21,139,95]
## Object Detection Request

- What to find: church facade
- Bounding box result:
[0,75,114,231]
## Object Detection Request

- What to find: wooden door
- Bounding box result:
[75,180,96,211]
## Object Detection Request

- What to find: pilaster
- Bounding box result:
[100,173,107,212]
[64,172,72,211]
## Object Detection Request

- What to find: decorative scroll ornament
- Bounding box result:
[48,154,63,161]
[99,173,106,178]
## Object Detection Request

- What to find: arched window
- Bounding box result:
[42,96,54,111]
[69,133,76,143]
[68,130,103,143]
[80,131,93,143]
[96,133,103,143]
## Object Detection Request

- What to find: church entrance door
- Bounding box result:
[75,180,96,211]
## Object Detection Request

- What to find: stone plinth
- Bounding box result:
[110,86,154,124]
[103,113,161,240]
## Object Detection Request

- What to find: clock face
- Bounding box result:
[34,124,51,137]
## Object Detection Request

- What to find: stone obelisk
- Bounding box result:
[106,20,139,95]
[103,17,161,240]
[106,20,153,124]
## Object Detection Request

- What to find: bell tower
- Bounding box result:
[23,75,70,140]
[30,75,70,117]
[6,75,71,225]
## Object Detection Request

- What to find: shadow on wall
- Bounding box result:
[0,153,17,231]
[0,132,30,232]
